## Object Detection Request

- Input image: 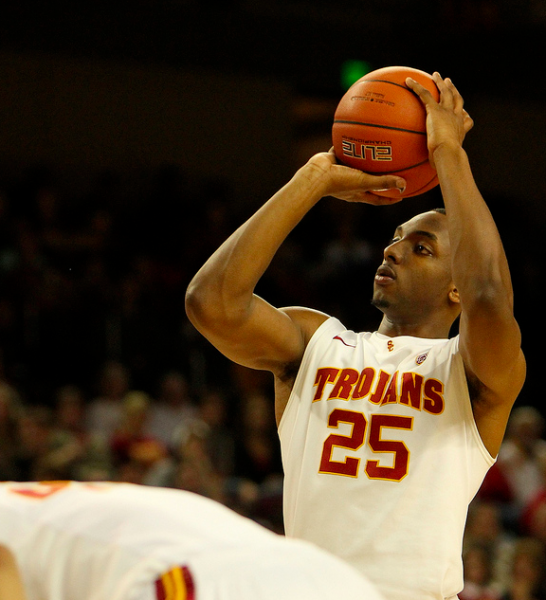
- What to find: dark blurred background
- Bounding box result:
[0,0,543,406]
[0,0,545,554]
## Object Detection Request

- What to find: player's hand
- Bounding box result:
[406,73,473,168]
[300,149,406,205]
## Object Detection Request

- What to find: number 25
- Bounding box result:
[319,409,413,481]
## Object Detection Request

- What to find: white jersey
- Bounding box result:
[0,480,384,600]
[278,317,495,600]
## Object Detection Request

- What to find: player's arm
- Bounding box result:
[185,150,406,378]
[0,546,27,600]
[408,74,526,457]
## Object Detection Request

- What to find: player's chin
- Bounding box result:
[371,290,391,310]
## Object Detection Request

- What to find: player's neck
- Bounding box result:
[377,314,451,339]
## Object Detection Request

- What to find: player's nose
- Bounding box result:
[383,240,403,264]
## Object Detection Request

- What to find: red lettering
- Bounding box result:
[381,371,399,405]
[369,370,391,404]
[313,368,340,402]
[423,379,444,414]
[319,409,366,477]
[314,367,445,416]
[400,372,424,410]
[365,415,413,481]
[328,368,359,400]
[352,367,375,400]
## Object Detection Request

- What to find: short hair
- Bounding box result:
[433,207,446,215]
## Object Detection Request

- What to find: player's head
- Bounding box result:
[372,208,460,331]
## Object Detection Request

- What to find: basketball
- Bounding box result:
[332,66,440,198]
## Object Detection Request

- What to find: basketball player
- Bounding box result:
[0,480,384,600]
[185,72,526,600]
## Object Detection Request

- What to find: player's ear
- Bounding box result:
[448,285,460,305]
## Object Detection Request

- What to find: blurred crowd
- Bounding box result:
[0,162,545,598]
[0,363,285,530]
[461,405,546,600]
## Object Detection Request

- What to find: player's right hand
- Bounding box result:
[300,149,406,205]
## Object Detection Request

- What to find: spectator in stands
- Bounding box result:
[501,537,546,600]
[147,370,198,450]
[85,360,130,440]
[46,384,113,481]
[497,407,546,523]
[460,541,502,600]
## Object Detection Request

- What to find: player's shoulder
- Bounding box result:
[273,308,331,385]
[279,306,331,343]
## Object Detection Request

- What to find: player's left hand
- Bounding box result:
[406,73,473,168]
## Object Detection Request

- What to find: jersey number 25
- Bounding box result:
[319,409,413,481]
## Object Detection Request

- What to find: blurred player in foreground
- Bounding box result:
[0,480,384,600]
[185,73,526,600]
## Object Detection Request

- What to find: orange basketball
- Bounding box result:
[332,66,440,198]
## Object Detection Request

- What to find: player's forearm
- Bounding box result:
[435,145,514,311]
[186,166,324,328]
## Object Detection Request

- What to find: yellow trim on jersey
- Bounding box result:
[158,565,193,600]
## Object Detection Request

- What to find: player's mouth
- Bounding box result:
[375,264,396,285]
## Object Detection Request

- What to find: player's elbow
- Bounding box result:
[185,275,246,333]
[462,277,514,318]
[185,278,216,329]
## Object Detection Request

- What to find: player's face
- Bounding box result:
[372,211,455,319]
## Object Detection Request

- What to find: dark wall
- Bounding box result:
[0,51,293,205]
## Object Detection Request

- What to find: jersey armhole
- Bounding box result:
[278,317,344,434]
[451,336,496,467]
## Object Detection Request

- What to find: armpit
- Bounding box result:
[465,365,487,404]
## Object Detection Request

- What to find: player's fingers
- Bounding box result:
[405,77,436,105]
[330,172,406,203]
[333,189,405,206]
[445,78,465,113]
[371,175,406,194]
[367,193,406,205]
[432,72,455,107]
[322,150,406,196]
[368,175,407,195]
[319,147,337,165]
[462,109,474,133]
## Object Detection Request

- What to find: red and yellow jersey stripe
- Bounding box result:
[155,565,195,600]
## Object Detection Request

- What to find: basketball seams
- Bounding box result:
[357,77,439,101]
[402,172,438,198]
[365,158,432,175]
[358,78,415,91]
[333,120,426,136]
